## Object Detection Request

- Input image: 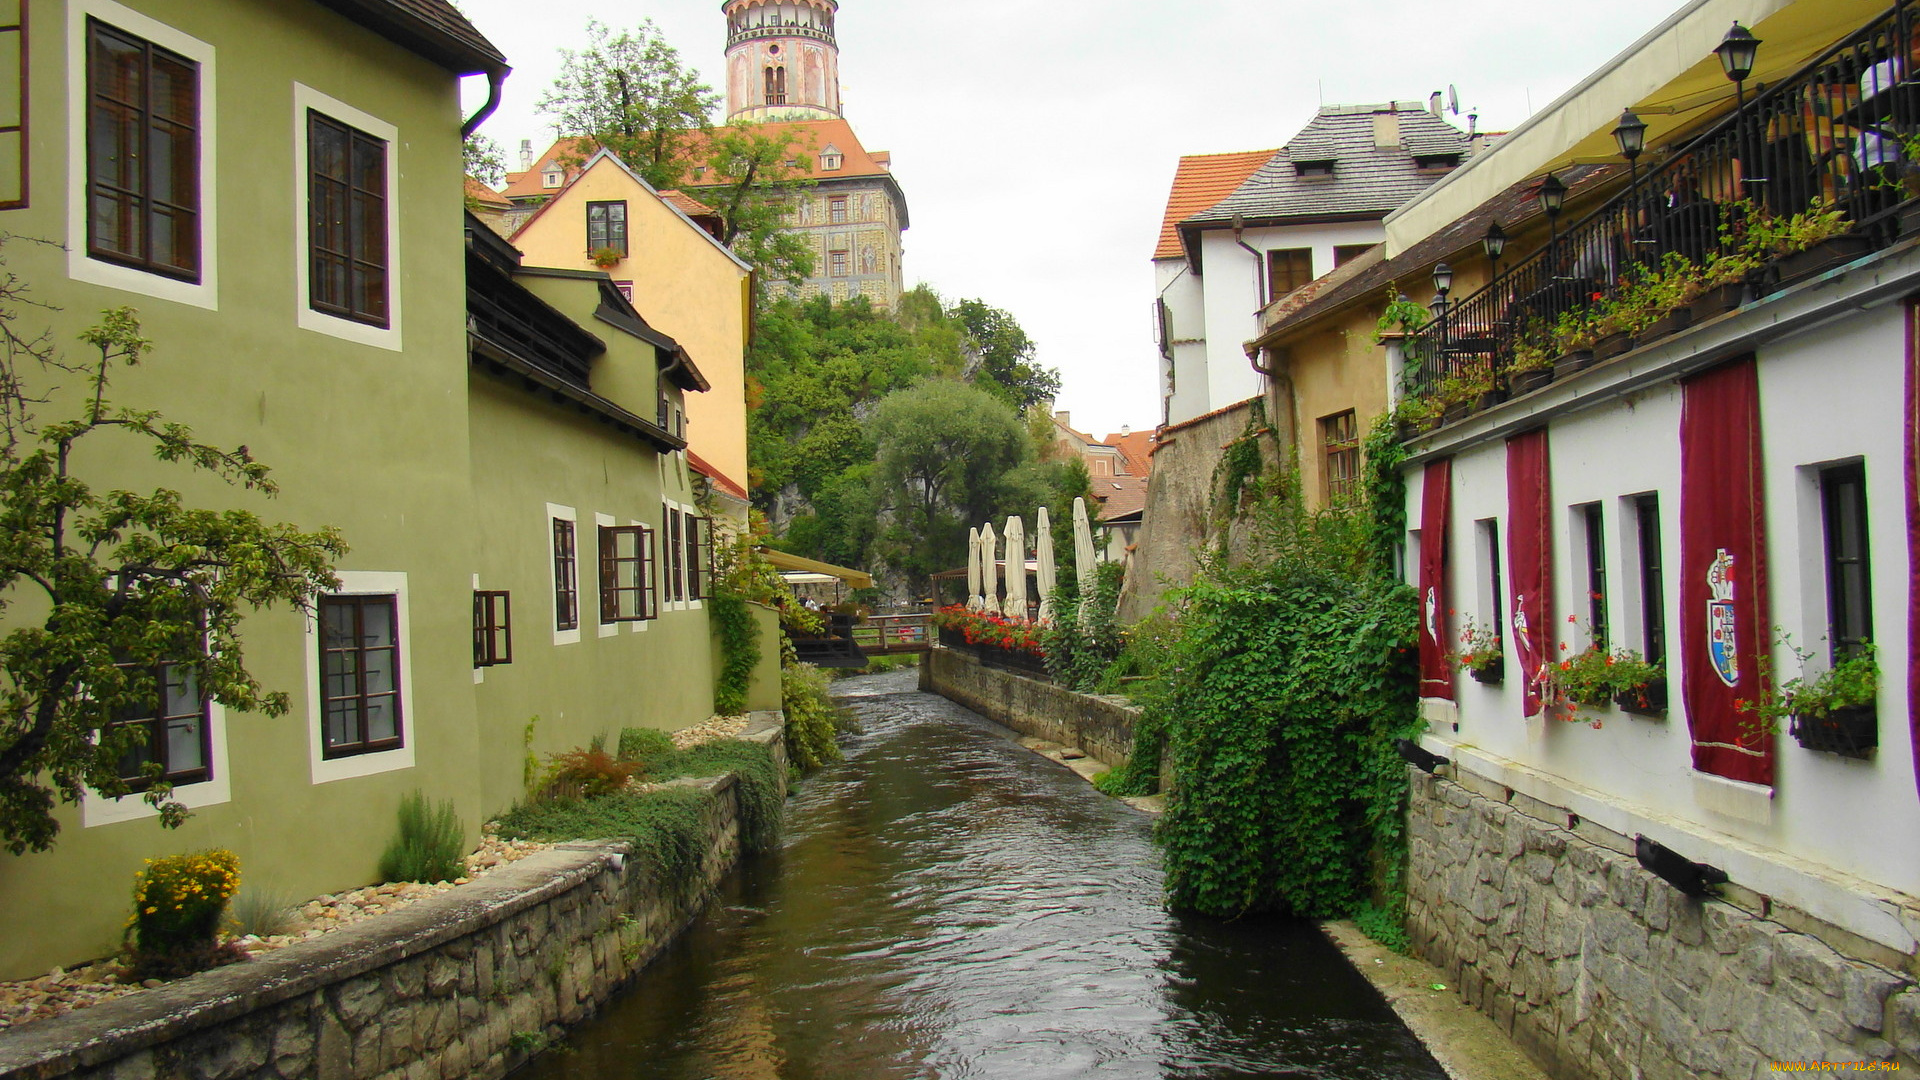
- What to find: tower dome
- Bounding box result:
[723,0,841,121]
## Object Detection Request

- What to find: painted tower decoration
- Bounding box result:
[702,0,909,309]
[724,0,842,122]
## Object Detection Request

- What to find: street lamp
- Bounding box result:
[1483,220,1507,282]
[1431,261,1454,300]
[1540,173,1567,278]
[1716,22,1761,195]
[1613,108,1648,250]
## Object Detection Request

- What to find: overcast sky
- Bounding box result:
[456,0,1687,438]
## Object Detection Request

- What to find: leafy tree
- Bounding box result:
[536,19,718,190]
[700,121,816,289]
[867,381,1029,588]
[952,298,1060,412]
[0,305,345,854]
[463,133,506,188]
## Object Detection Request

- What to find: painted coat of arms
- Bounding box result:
[1707,548,1739,687]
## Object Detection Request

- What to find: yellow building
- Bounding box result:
[510,150,754,510]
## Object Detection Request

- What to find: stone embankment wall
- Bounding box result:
[922,647,1139,769]
[1406,767,1920,1079]
[0,714,786,1080]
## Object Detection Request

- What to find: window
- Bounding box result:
[1267,247,1312,298]
[1581,502,1608,650]
[1820,463,1872,659]
[764,65,786,105]
[87,18,199,280]
[1334,244,1373,267]
[687,515,708,600]
[552,517,579,631]
[587,200,627,257]
[473,590,512,668]
[113,663,209,788]
[319,595,403,759]
[666,508,685,604]
[1633,494,1666,664]
[614,280,633,301]
[830,249,849,277]
[307,110,388,327]
[829,195,847,223]
[1479,519,1504,646]
[0,5,24,210]
[542,168,562,188]
[821,151,842,170]
[1320,410,1359,503]
[599,524,656,623]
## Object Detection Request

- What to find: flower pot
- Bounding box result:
[1509,368,1554,396]
[1790,704,1877,758]
[1592,330,1635,361]
[1638,308,1692,341]
[1615,676,1667,717]
[1688,281,1747,320]
[1775,234,1876,286]
[1472,388,1508,413]
[1469,656,1504,684]
[1553,350,1594,381]
[1441,401,1471,426]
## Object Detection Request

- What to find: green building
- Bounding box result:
[0,0,765,979]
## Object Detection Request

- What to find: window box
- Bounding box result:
[1614,676,1667,717]
[1471,387,1507,413]
[1774,233,1876,287]
[1440,400,1471,427]
[1469,655,1504,685]
[1509,368,1554,396]
[1592,330,1635,361]
[1638,307,1691,342]
[1688,281,1748,321]
[1790,704,1876,758]
[1552,350,1594,380]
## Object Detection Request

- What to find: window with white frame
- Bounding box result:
[293,83,398,348]
[599,523,656,622]
[318,594,403,759]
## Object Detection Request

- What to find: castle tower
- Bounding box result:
[724,0,841,122]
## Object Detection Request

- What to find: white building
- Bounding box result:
[1384,0,1920,1073]
[1152,104,1477,426]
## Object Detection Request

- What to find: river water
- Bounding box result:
[520,669,1445,1080]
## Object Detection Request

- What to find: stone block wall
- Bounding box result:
[0,718,786,1080]
[1406,767,1920,1079]
[922,646,1139,769]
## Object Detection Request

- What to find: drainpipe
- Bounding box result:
[462,69,508,140]
[1231,213,1267,309]
[1246,340,1279,378]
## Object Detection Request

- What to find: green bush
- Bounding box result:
[781,664,846,770]
[129,849,247,978]
[648,739,784,853]
[377,791,467,884]
[227,881,298,939]
[617,727,676,764]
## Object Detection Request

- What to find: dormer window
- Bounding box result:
[1294,159,1335,177]
[542,168,562,188]
[1414,154,1462,170]
[820,144,843,170]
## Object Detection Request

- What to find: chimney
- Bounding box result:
[1429,91,1444,116]
[519,139,534,170]
[1373,113,1401,149]
[1054,410,1071,429]
[1119,424,1132,437]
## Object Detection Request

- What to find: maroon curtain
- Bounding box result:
[1505,430,1553,717]
[1419,459,1454,700]
[1907,301,1920,803]
[1679,357,1773,786]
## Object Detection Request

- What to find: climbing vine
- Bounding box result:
[1211,398,1275,528]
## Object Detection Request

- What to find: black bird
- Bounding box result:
[1635,834,1729,897]
[1395,738,1448,774]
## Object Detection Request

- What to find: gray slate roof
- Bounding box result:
[1186,104,1472,229]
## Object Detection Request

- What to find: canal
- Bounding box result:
[521,669,1446,1079]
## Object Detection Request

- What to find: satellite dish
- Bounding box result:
[1448,85,1461,115]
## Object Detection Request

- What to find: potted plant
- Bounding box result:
[1746,199,1866,288]
[1738,636,1879,758]
[590,246,624,270]
[1551,307,1598,378]
[1395,393,1445,439]
[1436,373,1482,426]
[1691,248,1756,319]
[1449,617,1504,684]
[1632,253,1699,341]
[1544,620,1666,719]
[1608,649,1667,716]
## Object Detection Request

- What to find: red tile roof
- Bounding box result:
[501,138,597,202]
[1103,430,1156,476]
[1153,150,1275,261]
[683,118,892,183]
[657,189,714,216]
[1092,475,1149,522]
[465,177,509,208]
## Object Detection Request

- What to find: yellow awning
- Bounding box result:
[759,548,874,588]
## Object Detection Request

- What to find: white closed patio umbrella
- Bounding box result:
[966,527,982,611]
[1003,515,1027,620]
[980,522,1000,616]
[1072,497,1097,628]
[1036,506,1057,624]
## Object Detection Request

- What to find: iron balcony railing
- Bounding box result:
[1404,0,1920,413]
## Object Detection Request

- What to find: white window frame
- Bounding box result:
[66,0,219,310]
[82,700,230,828]
[292,82,401,351]
[306,570,415,785]
[548,502,580,646]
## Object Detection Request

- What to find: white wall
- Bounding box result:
[1195,220,1386,414]
[1156,258,1211,426]
[1411,302,1919,906]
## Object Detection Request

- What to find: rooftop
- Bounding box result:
[1153,150,1275,261]
[313,0,507,76]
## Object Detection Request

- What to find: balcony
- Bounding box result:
[1401,0,1920,433]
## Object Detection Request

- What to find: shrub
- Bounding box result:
[781,664,846,770]
[377,791,467,884]
[539,746,643,801]
[227,882,298,939]
[129,849,244,979]
[495,786,712,901]
[648,739,784,852]
[617,727,676,765]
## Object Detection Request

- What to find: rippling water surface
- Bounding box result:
[520,669,1444,1080]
